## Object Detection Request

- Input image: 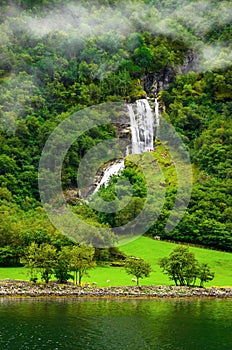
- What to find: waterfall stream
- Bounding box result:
[92,160,125,194]
[128,99,155,154]
[154,98,160,127]
[92,98,159,193]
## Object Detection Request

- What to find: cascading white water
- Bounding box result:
[127,104,141,154]
[92,98,159,193]
[128,99,155,154]
[92,160,125,194]
[154,98,160,127]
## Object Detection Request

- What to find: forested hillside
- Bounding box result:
[0,0,231,267]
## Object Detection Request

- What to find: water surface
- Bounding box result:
[0,298,231,350]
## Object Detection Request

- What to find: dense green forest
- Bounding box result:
[0,0,231,267]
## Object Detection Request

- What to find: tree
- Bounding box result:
[124,257,152,286]
[0,246,19,267]
[37,243,57,283]
[21,242,57,283]
[69,245,96,285]
[198,263,215,288]
[20,242,40,283]
[159,246,198,286]
[54,246,73,284]
[133,46,153,73]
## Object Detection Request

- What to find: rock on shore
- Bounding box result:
[0,281,232,298]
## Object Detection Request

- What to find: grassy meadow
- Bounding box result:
[0,236,231,287]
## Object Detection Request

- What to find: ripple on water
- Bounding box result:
[0,298,231,350]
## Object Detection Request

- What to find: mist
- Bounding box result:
[17,0,232,71]
[2,1,231,69]
[0,0,231,133]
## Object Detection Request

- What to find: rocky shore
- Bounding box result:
[0,281,232,298]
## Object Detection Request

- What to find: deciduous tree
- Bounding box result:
[160,246,198,286]
[69,245,96,285]
[198,263,215,288]
[124,257,151,286]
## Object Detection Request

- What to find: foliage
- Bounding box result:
[20,242,41,282]
[20,242,97,284]
[1,237,231,287]
[21,242,57,283]
[53,246,73,284]
[0,246,20,267]
[198,263,215,288]
[124,257,152,285]
[37,243,57,283]
[160,245,215,287]
[69,245,96,285]
[0,0,231,255]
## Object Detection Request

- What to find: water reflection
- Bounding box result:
[0,298,231,350]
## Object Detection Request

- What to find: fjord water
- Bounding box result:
[0,298,231,350]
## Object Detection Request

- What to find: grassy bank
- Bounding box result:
[119,236,232,287]
[0,237,231,287]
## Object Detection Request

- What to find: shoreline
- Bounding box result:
[0,281,232,299]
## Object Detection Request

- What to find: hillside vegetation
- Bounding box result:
[0,0,231,269]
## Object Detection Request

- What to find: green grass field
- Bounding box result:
[0,236,231,287]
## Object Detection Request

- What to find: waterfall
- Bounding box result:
[128,99,155,154]
[154,98,160,127]
[92,160,125,194]
[127,104,141,154]
[91,98,158,194]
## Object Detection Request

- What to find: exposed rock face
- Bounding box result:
[77,99,159,199]
[178,49,199,75]
[142,49,199,96]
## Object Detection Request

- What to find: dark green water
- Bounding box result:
[0,298,231,350]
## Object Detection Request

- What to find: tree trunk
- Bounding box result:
[78,272,82,286]
[75,271,78,285]
[44,269,49,284]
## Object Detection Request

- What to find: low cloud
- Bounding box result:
[3,1,230,72]
[200,44,232,71]
[1,0,231,133]
[18,1,231,70]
